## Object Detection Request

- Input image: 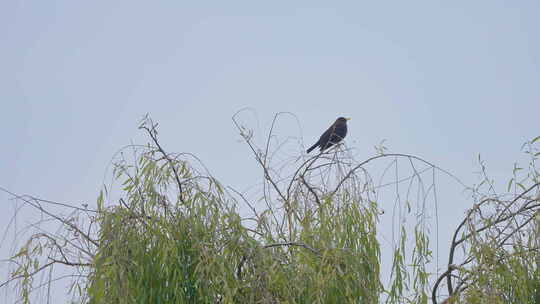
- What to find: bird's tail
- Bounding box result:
[306,143,318,153]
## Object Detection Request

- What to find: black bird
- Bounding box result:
[306,117,350,153]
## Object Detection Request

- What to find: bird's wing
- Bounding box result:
[319,125,336,149]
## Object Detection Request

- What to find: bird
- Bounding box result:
[306,117,350,153]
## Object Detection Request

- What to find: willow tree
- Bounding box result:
[2,113,539,304]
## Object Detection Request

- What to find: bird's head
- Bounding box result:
[336,117,351,123]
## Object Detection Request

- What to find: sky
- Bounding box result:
[1,1,539,302]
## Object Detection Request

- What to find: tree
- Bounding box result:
[2,113,539,303]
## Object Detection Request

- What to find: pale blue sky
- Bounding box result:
[1,1,539,302]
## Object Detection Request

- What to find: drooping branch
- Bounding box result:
[139,115,185,204]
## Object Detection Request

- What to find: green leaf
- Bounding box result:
[97,190,104,212]
[532,135,540,144]
[507,178,513,192]
[11,247,28,259]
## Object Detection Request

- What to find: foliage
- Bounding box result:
[1,113,539,304]
[432,137,540,303]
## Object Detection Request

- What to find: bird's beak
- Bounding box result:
[346,117,351,121]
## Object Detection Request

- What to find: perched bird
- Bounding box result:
[306,117,350,153]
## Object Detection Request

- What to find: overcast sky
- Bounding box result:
[2,1,539,302]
